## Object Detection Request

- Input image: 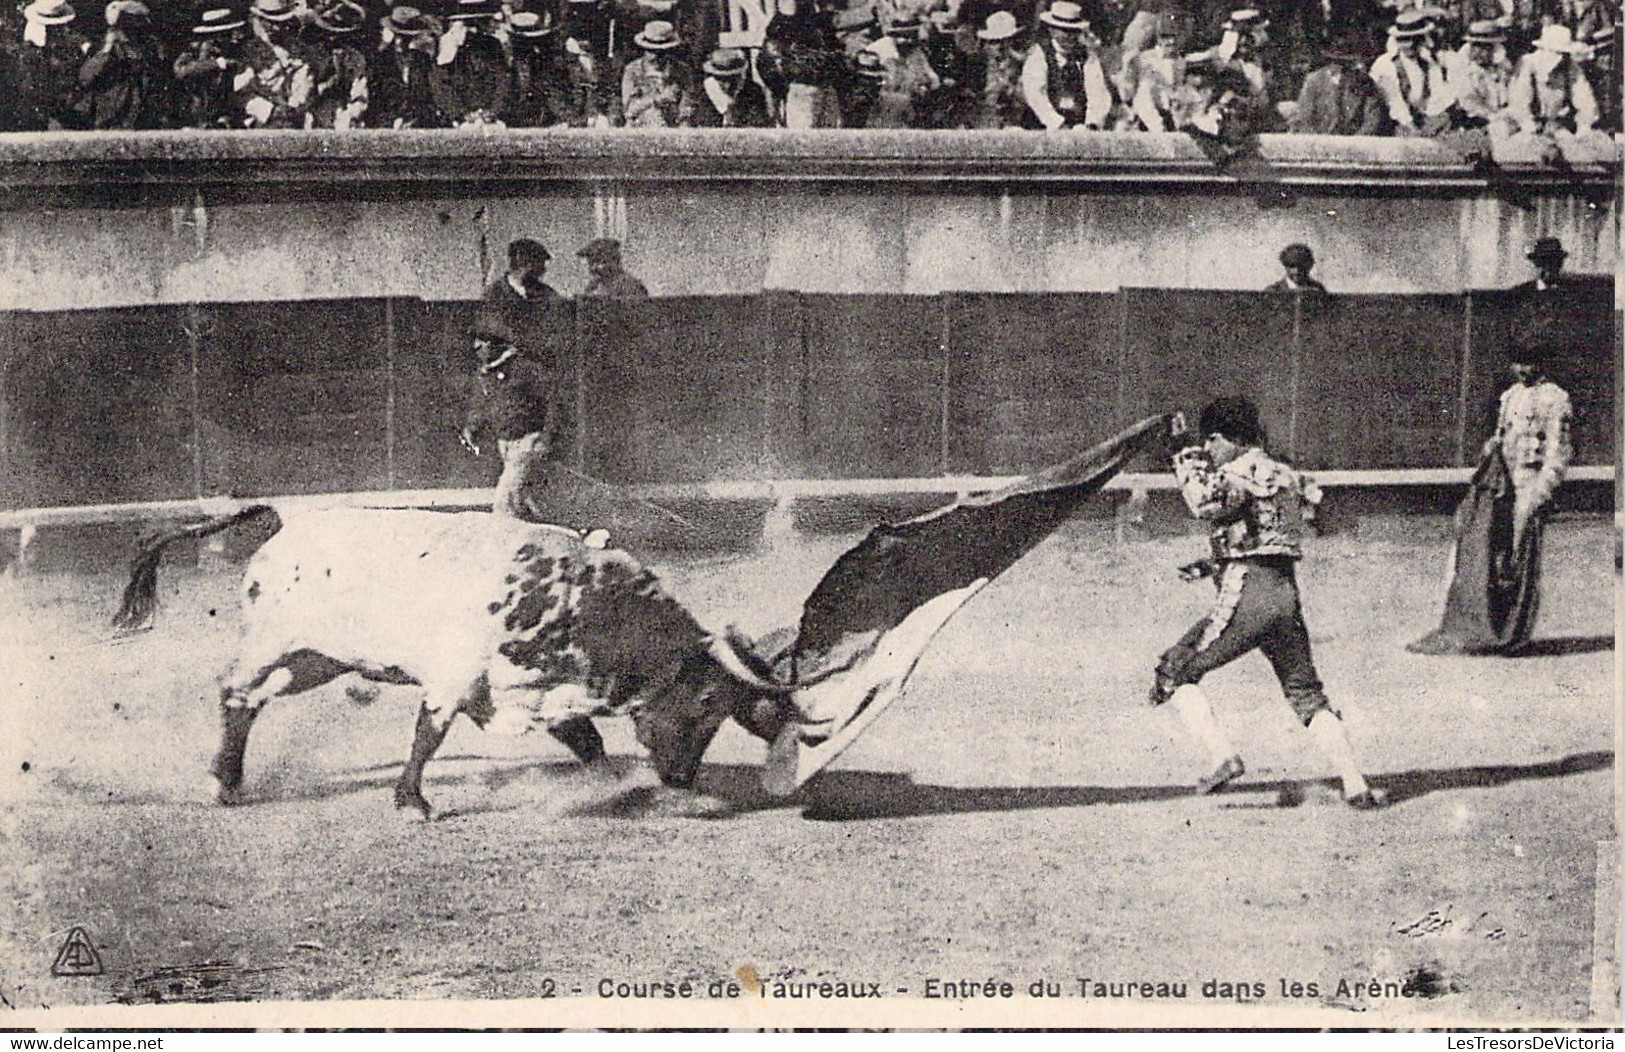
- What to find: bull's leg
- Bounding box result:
[212,648,351,805]
[395,702,457,819]
[547,715,607,767]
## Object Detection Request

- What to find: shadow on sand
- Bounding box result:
[1510,635,1615,658]
[109,749,1608,821]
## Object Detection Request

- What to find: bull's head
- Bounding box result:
[631,633,802,789]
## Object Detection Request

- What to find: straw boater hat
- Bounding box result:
[884,14,920,37]
[193,6,246,32]
[383,4,433,34]
[1462,18,1503,42]
[633,18,679,47]
[852,48,886,78]
[1038,0,1087,30]
[1389,8,1431,37]
[702,46,748,75]
[104,0,147,26]
[509,9,555,35]
[23,0,78,24]
[1225,7,1266,31]
[313,0,365,32]
[446,0,498,19]
[976,10,1017,39]
[250,0,300,22]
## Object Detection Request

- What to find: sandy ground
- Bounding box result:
[1,514,1616,1027]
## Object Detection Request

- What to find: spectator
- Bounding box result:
[1173,50,1262,138]
[13,0,92,130]
[78,0,167,129]
[241,0,315,128]
[864,16,942,127]
[1267,243,1328,290]
[173,7,252,128]
[1584,23,1616,130]
[834,3,881,63]
[760,0,846,127]
[369,5,444,127]
[1506,22,1598,137]
[1511,236,1570,292]
[504,9,571,126]
[687,46,773,125]
[621,18,695,126]
[560,0,623,126]
[1117,10,1186,129]
[577,238,650,297]
[840,46,888,123]
[968,10,1027,128]
[1021,0,1113,130]
[432,0,511,126]
[921,8,975,128]
[305,0,370,128]
[1370,9,1453,134]
[1445,18,1513,132]
[1290,30,1388,133]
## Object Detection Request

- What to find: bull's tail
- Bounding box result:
[113,504,280,632]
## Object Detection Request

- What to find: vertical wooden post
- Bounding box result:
[938,294,952,476]
[574,302,588,474]
[384,297,397,490]
[186,301,205,501]
[1113,289,1131,543]
[1456,293,1475,467]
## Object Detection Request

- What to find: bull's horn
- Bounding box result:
[706,634,795,696]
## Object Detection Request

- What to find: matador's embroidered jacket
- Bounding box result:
[1172,446,1314,562]
[1495,379,1572,508]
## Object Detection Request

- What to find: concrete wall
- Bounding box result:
[0,130,1617,308]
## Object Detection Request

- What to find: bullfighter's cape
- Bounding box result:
[1407,449,1542,656]
[761,413,1171,796]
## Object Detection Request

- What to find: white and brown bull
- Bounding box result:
[113,505,802,816]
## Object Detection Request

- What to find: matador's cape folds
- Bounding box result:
[761,412,1171,796]
[1407,450,1542,656]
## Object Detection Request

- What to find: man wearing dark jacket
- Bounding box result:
[368,5,443,126]
[1289,33,1386,134]
[78,0,167,128]
[686,46,772,125]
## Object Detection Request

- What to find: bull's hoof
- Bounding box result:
[393,790,435,821]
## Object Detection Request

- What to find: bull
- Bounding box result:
[113,505,803,817]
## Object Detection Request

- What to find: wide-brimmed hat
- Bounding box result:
[1532,23,1583,52]
[509,9,556,35]
[1527,237,1567,261]
[977,10,1017,39]
[313,0,364,31]
[23,0,77,24]
[852,48,886,78]
[251,0,299,22]
[1279,242,1314,268]
[193,6,246,32]
[1462,18,1503,42]
[1038,0,1088,30]
[633,18,679,47]
[702,46,748,75]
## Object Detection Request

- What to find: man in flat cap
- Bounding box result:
[577,238,650,298]
[464,237,572,522]
[1267,243,1327,291]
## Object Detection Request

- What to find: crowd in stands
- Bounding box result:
[0,0,1616,136]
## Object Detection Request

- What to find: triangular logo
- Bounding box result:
[51,927,103,977]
